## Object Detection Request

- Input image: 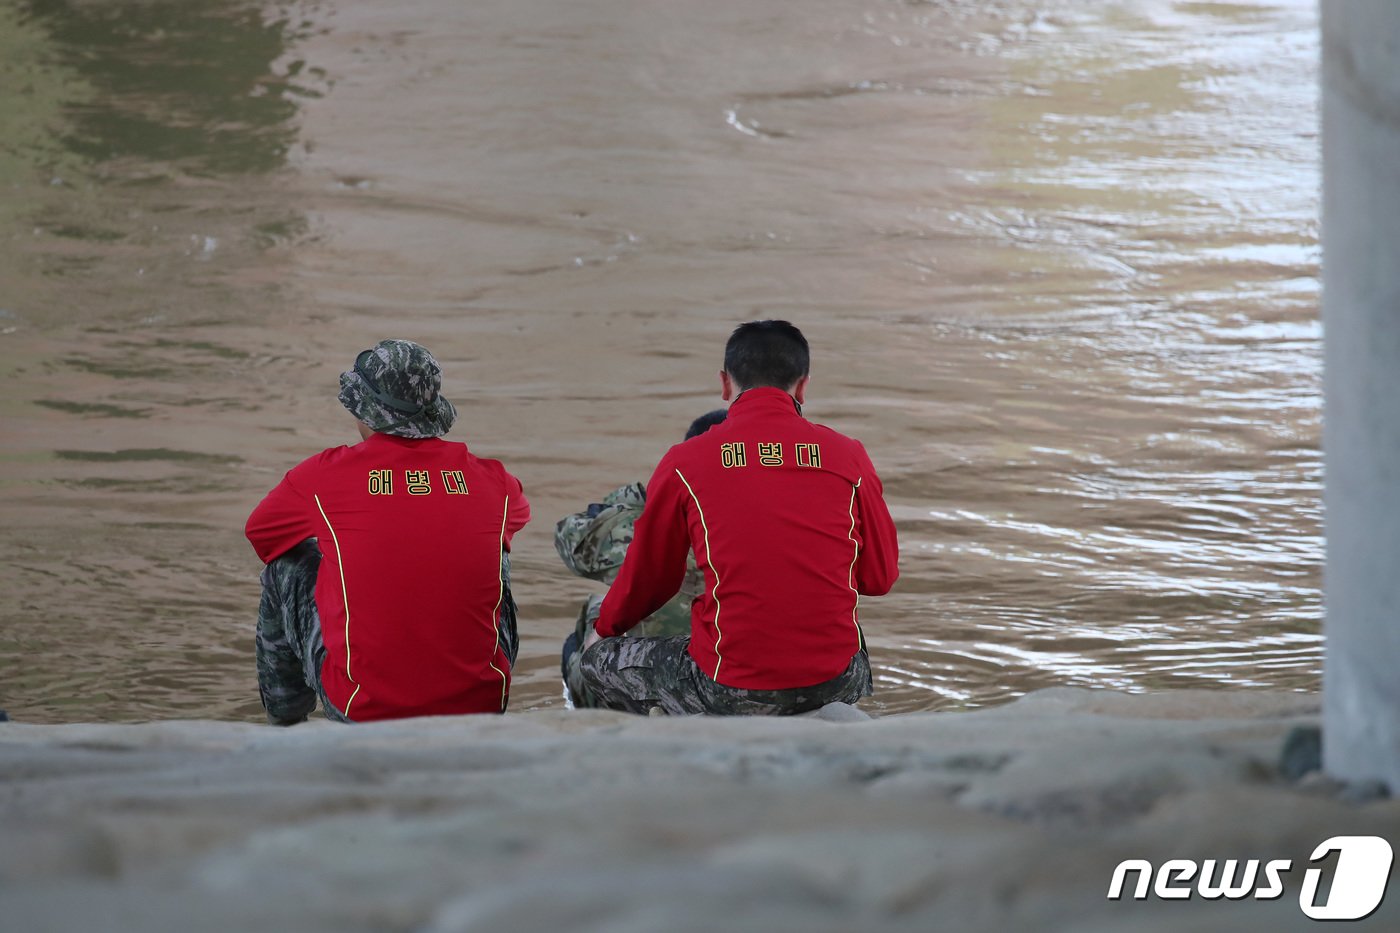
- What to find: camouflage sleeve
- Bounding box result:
[553,482,646,583]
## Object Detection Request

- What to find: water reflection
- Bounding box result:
[12,0,309,174]
[0,2,89,228]
[866,0,1322,712]
[0,0,317,330]
[0,0,316,725]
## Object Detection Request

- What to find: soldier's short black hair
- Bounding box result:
[685,409,728,440]
[723,320,809,391]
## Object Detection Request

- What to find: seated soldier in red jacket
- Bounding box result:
[565,320,899,715]
[245,339,529,724]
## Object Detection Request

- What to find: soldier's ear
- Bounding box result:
[720,370,735,401]
[792,376,809,406]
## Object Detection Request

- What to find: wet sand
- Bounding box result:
[0,0,1322,721]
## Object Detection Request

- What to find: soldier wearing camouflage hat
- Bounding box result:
[245,339,530,723]
[565,321,899,716]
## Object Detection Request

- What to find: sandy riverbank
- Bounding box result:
[1,689,1392,932]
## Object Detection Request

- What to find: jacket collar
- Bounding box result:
[729,385,803,418]
[359,431,453,450]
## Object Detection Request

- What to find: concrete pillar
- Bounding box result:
[1322,2,1400,791]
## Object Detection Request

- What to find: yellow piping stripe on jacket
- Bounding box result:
[846,478,864,653]
[675,468,724,680]
[315,494,362,718]
[486,495,510,711]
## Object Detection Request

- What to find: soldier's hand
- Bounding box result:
[582,626,604,653]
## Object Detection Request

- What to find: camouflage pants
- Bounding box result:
[562,628,873,716]
[256,539,519,725]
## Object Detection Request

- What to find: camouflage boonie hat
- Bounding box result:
[338,339,457,438]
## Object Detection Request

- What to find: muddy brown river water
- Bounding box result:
[0,0,1322,722]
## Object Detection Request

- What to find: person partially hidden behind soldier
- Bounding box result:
[556,409,727,704]
[562,320,899,715]
[245,339,530,724]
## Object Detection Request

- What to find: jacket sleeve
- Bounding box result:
[852,443,900,596]
[245,471,316,564]
[503,471,530,550]
[595,452,691,638]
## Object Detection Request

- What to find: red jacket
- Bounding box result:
[245,433,529,720]
[596,387,899,689]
